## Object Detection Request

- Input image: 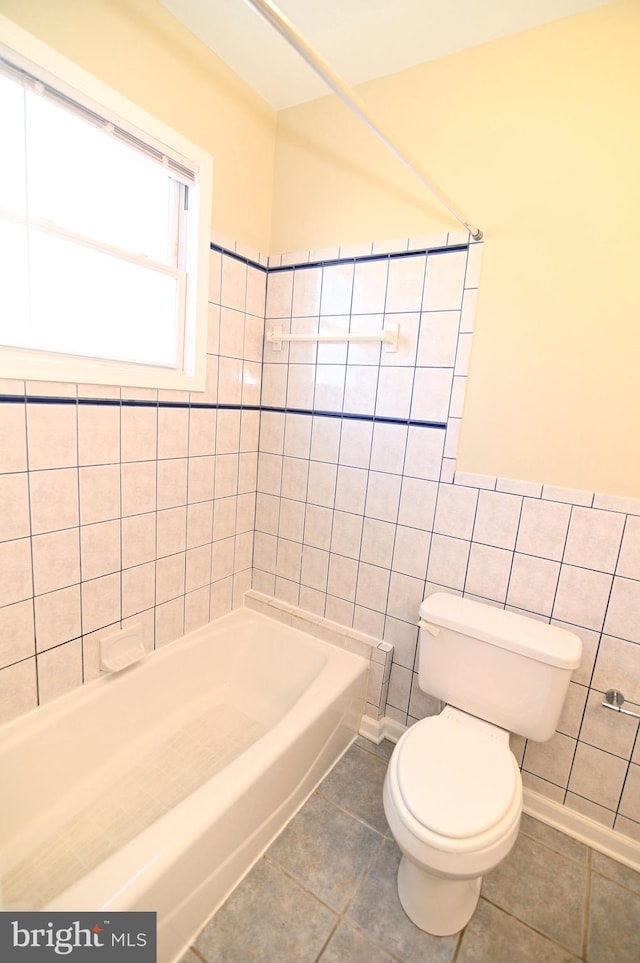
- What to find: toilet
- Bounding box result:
[383,592,582,936]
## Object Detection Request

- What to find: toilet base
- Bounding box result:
[397,854,482,936]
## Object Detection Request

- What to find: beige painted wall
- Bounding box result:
[272,1,640,498]
[0,0,277,252]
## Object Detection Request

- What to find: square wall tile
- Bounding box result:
[320,262,354,316]
[568,742,627,811]
[404,426,445,481]
[307,462,338,508]
[464,543,512,603]
[360,518,395,568]
[563,506,625,574]
[370,423,407,475]
[410,368,453,423]
[352,259,389,314]
[385,254,427,313]
[80,520,121,582]
[278,498,305,543]
[364,472,401,524]
[33,528,80,596]
[123,512,157,567]
[37,638,83,705]
[156,553,186,605]
[158,406,189,460]
[592,635,640,705]
[604,576,640,645]
[398,477,437,532]
[552,565,612,632]
[330,512,363,559]
[0,473,30,542]
[300,546,329,592]
[280,457,307,501]
[221,254,247,312]
[423,250,467,311]
[335,467,367,515]
[417,311,460,367]
[392,527,430,580]
[427,534,470,592]
[0,659,37,725]
[506,554,560,617]
[472,489,522,550]
[617,516,640,580]
[303,504,333,551]
[121,404,157,462]
[35,585,82,651]
[355,562,390,613]
[0,538,32,608]
[30,468,79,534]
[284,413,312,459]
[81,573,120,635]
[79,464,120,524]
[0,403,28,472]
[265,271,293,319]
[578,688,639,760]
[292,266,322,316]
[516,498,571,561]
[0,599,35,669]
[433,483,478,540]
[346,315,382,365]
[27,403,77,469]
[523,731,576,788]
[285,364,314,409]
[327,554,358,602]
[619,764,640,822]
[386,571,425,623]
[78,404,120,466]
[157,458,188,510]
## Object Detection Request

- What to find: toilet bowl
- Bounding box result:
[383,705,523,935]
[383,593,581,936]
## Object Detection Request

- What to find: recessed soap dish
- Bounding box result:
[100,624,146,673]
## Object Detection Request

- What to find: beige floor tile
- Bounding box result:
[266,793,384,912]
[316,744,389,834]
[195,858,336,963]
[457,898,580,962]
[481,832,587,954]
[346,838,458,963]
[319,921,397,963]
[588,871,640,963]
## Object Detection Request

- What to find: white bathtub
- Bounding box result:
[0,608,368,962]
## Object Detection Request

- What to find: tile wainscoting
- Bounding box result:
[2,229,640,849]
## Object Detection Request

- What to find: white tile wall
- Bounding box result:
[3,233,640,848]
[0,247,263,727]
[253,237,640,845]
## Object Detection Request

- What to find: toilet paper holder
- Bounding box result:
[602,689,640,720]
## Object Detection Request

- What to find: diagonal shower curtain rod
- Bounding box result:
[243,0,483,240]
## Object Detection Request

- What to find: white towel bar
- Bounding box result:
[267,323,399,352]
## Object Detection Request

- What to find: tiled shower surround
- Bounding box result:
[2,232,640,848]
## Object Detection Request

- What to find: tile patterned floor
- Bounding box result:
[181,738,640,963]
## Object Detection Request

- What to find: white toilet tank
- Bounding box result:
[419,593,582,741]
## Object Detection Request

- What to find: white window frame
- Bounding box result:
[0,15,213,392]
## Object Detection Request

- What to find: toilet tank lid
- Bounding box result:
[419,593,582,669]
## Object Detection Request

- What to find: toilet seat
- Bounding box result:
[395,714,519,841]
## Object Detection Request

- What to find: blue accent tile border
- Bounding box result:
[0,395,446,430]
[210,241,469,274]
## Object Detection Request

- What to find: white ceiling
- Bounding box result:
[158,0,615,110]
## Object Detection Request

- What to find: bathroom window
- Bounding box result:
[0,19,213,391]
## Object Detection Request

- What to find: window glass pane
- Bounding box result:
[0,220,29,336]
[0,72,27,214]
[25,91,176,265]
[17,232,179,366]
